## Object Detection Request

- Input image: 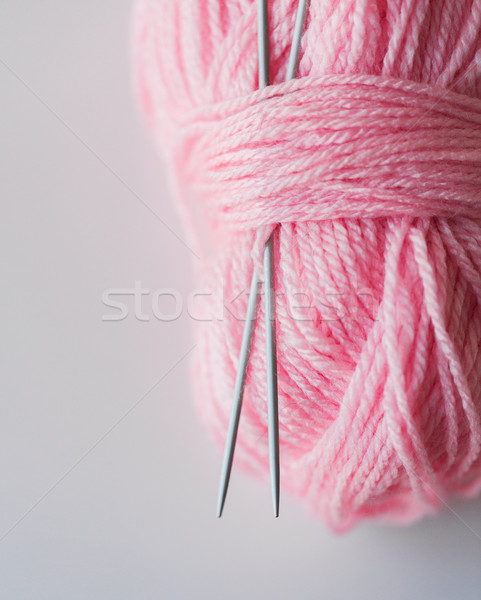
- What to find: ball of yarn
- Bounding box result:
[133,0,481,530]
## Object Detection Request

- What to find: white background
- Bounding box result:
[1,2,481,598]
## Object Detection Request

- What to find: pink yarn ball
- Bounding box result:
[133,0,481,530]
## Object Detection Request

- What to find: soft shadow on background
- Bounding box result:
[1,2,481,598]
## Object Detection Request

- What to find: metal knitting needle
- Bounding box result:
[287,0,309,81]
[216,0,269,518]
[258,0,280,519]
[217,0,309,519]
[263,0,309,519]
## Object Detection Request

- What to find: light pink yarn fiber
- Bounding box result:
[133,0,481,530]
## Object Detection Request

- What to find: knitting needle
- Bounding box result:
[216,0,270,520]
[287,0,309,80]
[216,0,269,519]
[217,0,309,518]
[258,0,281,519]
[264,0,309,519]
[265,0,309,519]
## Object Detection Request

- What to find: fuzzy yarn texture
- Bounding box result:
[133,0,481,531]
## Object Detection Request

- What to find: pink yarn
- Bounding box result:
[133,0,481,530]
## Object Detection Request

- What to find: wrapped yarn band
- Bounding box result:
[184,74,481,229]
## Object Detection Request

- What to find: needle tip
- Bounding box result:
[217,494,226,518]
[272,483,280,518]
